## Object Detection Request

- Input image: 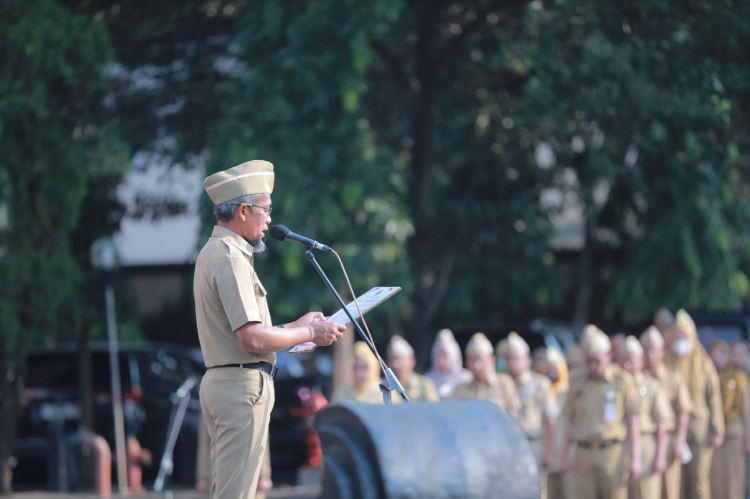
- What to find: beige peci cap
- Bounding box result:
[582,329,611,356]
[506,332,530,355]
[387,335,415,358]
[624,335,644,357]
[466,332,494,357]
[640,326,665,348]
[203,160,275,205]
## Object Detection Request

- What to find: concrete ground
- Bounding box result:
[10,485,321,499]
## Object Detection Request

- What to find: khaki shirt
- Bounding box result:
[450,372,521,414]
[653,364,693,432]
[330,384,384,404]
[392,372,438,403]
[515,370,559,439]
[634,371,674,434]
[194,226,274,368]
[563,364,639,442]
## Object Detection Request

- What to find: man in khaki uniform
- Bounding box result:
[450,332,521,416]
[196,414,272,498]
[504,333,558,499]
[387,335,439,402]
[561,327,641,499]
[621,336,673,499]
[640,326,692,499]
[195,160,346,499]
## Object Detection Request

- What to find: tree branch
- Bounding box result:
[438,0,530,63]
[369,39,413,93]
[421,243,460,325]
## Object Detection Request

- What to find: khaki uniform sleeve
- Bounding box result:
[542,380,559,419]
[623,375,639,418]
[653,385,675,423]
[214,254,263,331]
[675,372,693,415]
[562,387,575,420]
[706,366,726,437]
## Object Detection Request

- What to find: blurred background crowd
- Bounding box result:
[328,309,750,499]
[2,0,750,496]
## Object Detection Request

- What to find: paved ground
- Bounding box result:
[10,485,321,499]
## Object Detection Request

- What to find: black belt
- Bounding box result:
[577,439,622,449]
[209,362,278,380]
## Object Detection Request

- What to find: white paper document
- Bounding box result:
[288,286,401,354]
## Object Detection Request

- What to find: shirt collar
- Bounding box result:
[517,369,533,385]
[588,364,615,383]
[211,225,255,260]
[474,372,497,387]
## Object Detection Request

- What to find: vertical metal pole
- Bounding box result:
[105,273,129,495]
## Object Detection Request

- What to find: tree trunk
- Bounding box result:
[0,356,23,494]
[572,216,594,329]
[405,2,440,367]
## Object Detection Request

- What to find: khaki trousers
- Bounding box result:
[200,367,275,499]
[681,437,713,499]
[574,442,627,499]
[529,438,548,499]
[630,433,661,499]
[547,472,574,499]
[709,435,745,499]
[662,435,681,499]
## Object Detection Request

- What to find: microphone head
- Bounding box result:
[270,225,289,241]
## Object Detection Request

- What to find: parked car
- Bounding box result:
[14,342,205,489]
[14,341,332,489]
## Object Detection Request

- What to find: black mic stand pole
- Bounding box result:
[305,249,411,404]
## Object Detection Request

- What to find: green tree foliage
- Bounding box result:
[203,0,562,358]
[515,0,750,322]
[200,0,750,349]
[0,0,125,490]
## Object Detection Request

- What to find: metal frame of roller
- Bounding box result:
[314,401,540,499]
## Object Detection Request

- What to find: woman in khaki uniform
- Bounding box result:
[331,341,384,404]
[621,336,673,499]
[663,310,724,499]
[425,329,472,399]
[708,340,750,499]
[545,348,575,499]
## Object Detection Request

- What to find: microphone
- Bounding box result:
[270,225,333,252]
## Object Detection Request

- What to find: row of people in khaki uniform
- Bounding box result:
[332,308,750,499]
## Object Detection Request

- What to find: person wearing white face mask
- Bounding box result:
[663,310,725,499]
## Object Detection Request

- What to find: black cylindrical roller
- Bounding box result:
[314,400,540,499]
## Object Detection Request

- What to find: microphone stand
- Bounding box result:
[304,249,410,404]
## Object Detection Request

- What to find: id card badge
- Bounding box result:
[604,389,617,421]
[604,402,617,422]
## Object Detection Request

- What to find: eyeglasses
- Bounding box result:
[234,203,272,216]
